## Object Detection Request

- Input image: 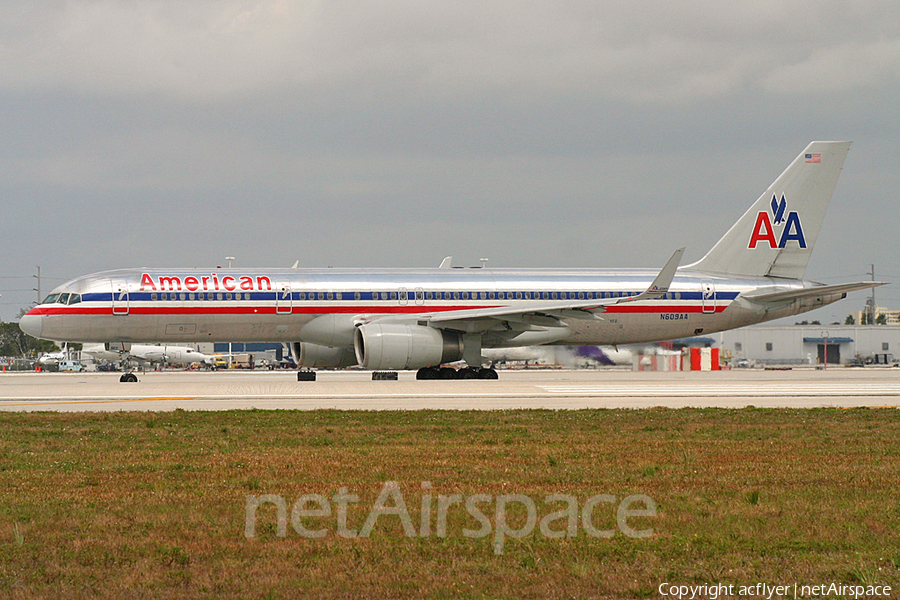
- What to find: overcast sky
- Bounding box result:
[2,1,899,324]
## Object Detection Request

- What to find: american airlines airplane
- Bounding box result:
[20,142,883,379]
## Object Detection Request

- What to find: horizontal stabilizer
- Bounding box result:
[741,281,886,305]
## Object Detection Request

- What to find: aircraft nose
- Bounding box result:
[19,312,43,338]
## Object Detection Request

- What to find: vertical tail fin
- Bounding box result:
[688,141,851,279]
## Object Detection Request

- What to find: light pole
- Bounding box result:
[33,266,41,304]
[821,330,829,370]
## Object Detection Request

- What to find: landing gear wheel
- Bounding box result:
[438,367,457,380]
[416,367,440,380]
[119,373,138,383]
[458,367,480,379]
[479,368,499,380]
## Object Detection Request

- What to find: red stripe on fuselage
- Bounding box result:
[29,305,496,316]
[604,305,726,314]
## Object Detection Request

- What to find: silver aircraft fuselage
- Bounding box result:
[20,266,839,346]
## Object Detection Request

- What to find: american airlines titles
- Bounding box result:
[140,273,273,293]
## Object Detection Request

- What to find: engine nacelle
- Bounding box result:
[292,342,358,368]
[354,323,463,370]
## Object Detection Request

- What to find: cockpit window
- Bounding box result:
[42,294,59,304]
[67,294,82,305]
[57,293,70,304]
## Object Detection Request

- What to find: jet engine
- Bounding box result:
[354,323,463,370]
[292,342,358,368]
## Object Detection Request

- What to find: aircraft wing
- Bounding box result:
[423,248,685,329]
[740,281,887,305]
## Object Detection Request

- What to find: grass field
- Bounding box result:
[1,408,898,599]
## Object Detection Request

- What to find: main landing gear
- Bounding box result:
[415,366,499,380]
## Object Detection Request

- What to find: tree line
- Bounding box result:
[0,321,58,357]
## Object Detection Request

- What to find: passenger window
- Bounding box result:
[327,292,334,301]
[152,293,158,301]
[355,292,361,301]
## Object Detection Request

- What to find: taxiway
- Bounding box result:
[2,368,900,411]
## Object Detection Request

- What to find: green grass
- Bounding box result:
[0,408,898,598]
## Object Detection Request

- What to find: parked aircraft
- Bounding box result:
[37,344,81,367]
[81,343,214,368]
[37,343,213,368]
[482,345,636,367]
[20,142,883,379]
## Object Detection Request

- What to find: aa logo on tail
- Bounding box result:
[748,194,806,249]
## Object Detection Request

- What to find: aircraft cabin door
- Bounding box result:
[112,281,129,316]
[276,282,292,315]
[701,279,716,314]
[398,288,409,306]
[414,287,425,306]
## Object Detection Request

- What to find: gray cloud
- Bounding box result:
[2,1,899,321]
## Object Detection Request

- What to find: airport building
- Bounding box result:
[714,325,900,366]
[854,306,900,326]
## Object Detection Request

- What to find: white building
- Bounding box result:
[714,325,900,366]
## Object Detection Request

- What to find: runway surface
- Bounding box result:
[2,368,900,411]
